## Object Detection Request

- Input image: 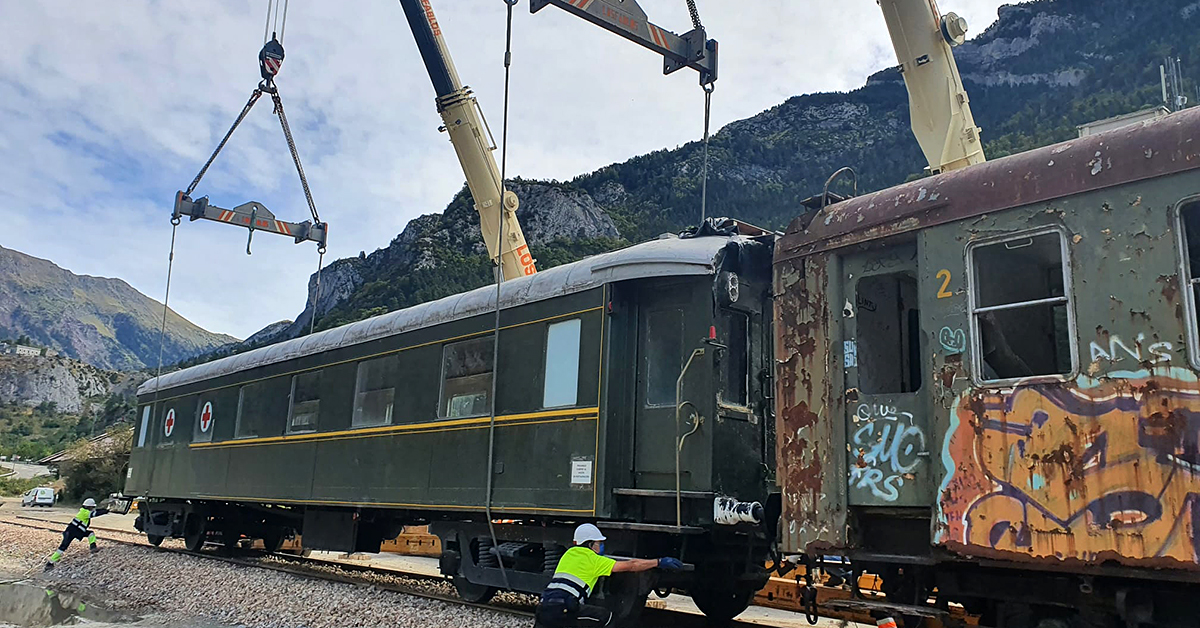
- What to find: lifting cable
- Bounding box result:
[483,0,520,592]
[172,0,329,335]
[688,0,715,223]
[153,0,322,422]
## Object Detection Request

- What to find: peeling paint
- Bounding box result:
[937,371,1200,568]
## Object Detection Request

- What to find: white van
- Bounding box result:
[21,487,55,507]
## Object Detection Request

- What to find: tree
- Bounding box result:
[61,425,132,501]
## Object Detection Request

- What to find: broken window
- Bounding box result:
[543,319,581,408]
[288,371,321,433]
[1180,201,1200,363]
[354,356,397,428]
[441,336,493,419]
[970,231,1074,381]
[645,308,684,407]
[719,311,750,405]
[856,273,921,393]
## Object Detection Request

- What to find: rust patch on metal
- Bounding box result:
[779,107,1200,261]
[935,371,1200,570]
[773,253,845,553]
[1159,273,1180,303]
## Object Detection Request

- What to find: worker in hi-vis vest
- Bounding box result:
[45,498,108,571]
[535,523,684,627]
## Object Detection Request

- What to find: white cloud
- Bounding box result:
[0,0,1003,339]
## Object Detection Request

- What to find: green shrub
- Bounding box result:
[0,475,49,497]
[61,425,132,501]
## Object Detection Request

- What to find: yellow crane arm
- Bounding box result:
[878,0,985,172]
[399,0,536,281]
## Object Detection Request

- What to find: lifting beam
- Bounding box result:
[173,192,328,254]
[530,0,718,86]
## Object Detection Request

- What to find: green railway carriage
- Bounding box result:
[129,232,777,622]
[773,107,1200,626]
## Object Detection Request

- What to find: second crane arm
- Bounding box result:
[398,0,537,281]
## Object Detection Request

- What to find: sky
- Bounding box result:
[0,1,1006,340]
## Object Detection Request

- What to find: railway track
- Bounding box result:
[0,515,802,628]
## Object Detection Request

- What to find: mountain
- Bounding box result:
[0,353,141,414]
[0,246,238,370]
[0,354,140,461]
[242,0,1197,342]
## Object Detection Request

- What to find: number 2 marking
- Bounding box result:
[936,269,953,299]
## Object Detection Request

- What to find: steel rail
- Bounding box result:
[2,516,791,628]
[0,517,532,619]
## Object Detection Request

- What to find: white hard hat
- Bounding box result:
[83,498,96,508]
[573,523,606,545]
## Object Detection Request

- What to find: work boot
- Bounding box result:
[89,545,99,554]
[43,562,54,572]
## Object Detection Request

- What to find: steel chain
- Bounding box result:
[185,90,264,197]
[686,0,703,30]
[700,82,713,222]
[270,91,321,224]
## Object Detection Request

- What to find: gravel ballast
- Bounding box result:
[0,523,532,628]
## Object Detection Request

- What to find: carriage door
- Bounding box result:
[633,283,703,490]
[842,245,933,507]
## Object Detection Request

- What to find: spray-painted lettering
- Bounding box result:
[850,404,927,502]
[1088,333,1173,364]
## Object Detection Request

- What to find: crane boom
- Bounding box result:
[398,0,537,281]
[879,0,985,172]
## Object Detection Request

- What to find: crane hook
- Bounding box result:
[258,33,285,93]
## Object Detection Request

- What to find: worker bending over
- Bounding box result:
[535,523,683,627]
[45,498,108,571]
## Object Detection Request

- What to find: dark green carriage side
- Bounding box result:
[128,234,776,526]
[128,234,776,622]
[131,287,606,516]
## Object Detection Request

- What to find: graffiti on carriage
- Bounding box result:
[850,403,927,502]
[936,368,1200,566]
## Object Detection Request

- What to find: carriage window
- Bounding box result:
[646,308,684,407]
[288,371,321,433]
[856,273,921,393]
[137,405,150,447]
[970,231,1073,381]
[354,356,397,428]
[441,336,494,419]
[543,319,581,408]
[720,311,750,405]
[235,381,275,439]
[1181,202,1200,357]
[193,397,215,443]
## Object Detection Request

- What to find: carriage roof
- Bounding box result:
[139,234,752,396]
[778,106,1200,262]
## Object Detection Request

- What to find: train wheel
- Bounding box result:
[261,531,285,553]
[452,575,497,604]
[146,534,164,547]
[595,571,652,627]
[183,515,207,552]
[690,580,755,625]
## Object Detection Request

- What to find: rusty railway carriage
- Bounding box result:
[127,233,777,622]
[774,106,1200,627]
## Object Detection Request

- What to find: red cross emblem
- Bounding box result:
[200,402,213,433]
[164,409,175,437]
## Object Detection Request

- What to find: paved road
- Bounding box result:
[5,462,53,479]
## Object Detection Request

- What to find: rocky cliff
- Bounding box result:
[284,180,622,335]
[0,354,140,414]
[0,246,238,371]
